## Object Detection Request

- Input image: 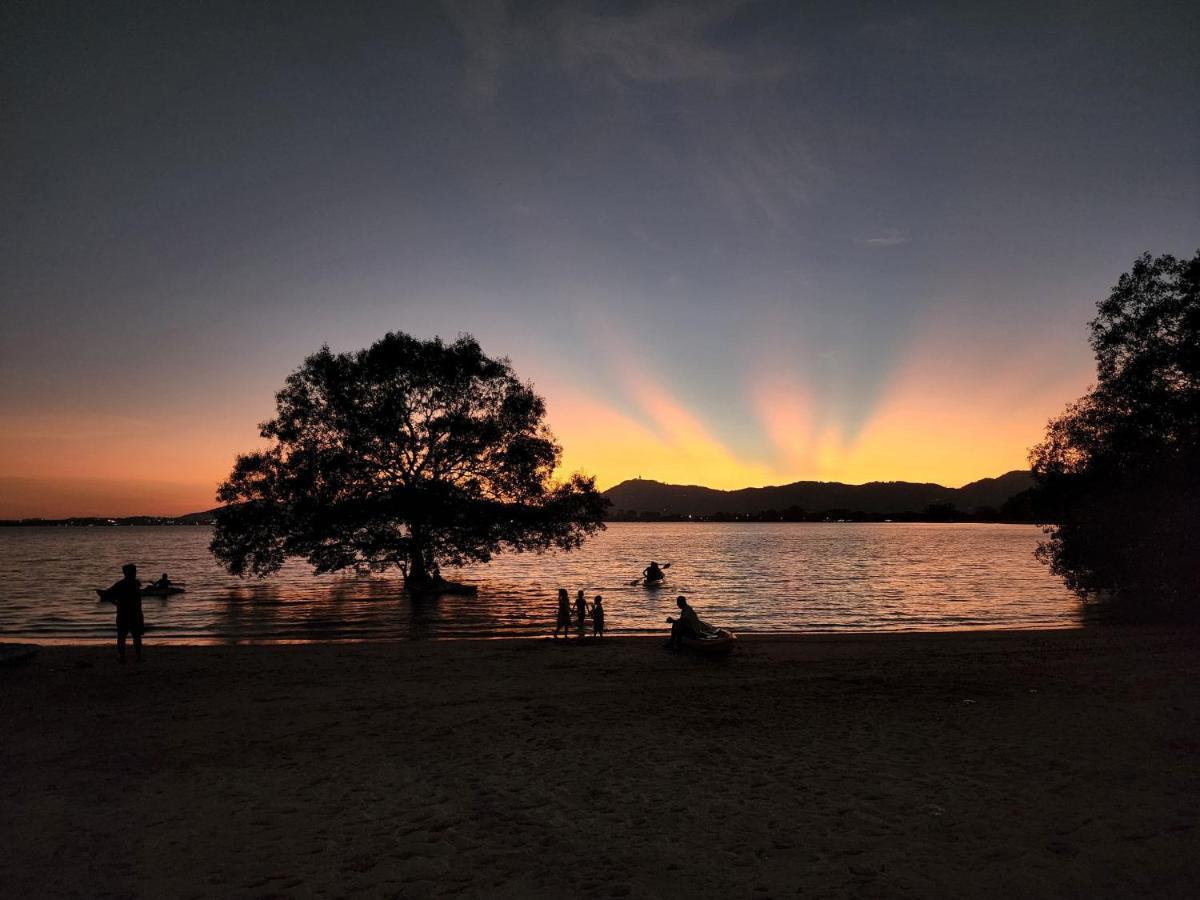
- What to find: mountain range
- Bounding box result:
[602,470,1033,518]
[1,471,1034,525]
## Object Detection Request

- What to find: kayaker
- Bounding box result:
[666,595,705,650]
[99,563,145,663]
[153,572,172,590]
[591,595,605,637]
[554,589,572,639]
[643,561,665,583]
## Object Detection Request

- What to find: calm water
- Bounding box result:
[0,523,1079,643]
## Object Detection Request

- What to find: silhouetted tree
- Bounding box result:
[997,488,1038,523]
[1031,251,1200,614]
[211,333,608,585]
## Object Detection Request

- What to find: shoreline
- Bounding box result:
[1,622,1086,648]
[4,626,1198,896]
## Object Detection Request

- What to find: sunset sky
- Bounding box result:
[2,1,1197,517]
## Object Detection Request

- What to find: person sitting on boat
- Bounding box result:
[153,573,172,590]
[666,595,707,649]
[643,561,665,583]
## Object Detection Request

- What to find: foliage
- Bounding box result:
[211,333,608,583]
[1031,251,1200,613]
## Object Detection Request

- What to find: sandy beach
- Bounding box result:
[3,628,1199,898]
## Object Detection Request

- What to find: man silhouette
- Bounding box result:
[666,595,704,649]
[100,563,144,663]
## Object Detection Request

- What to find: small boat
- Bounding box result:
[140,585,185,597]
[643,577,665,588]
[681,628,737,655]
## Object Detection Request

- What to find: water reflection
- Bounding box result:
[0,523,1081,643]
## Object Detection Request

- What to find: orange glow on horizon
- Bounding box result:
[550,326,1093,492]
[1,338,1093,515]
[0,410,263,518]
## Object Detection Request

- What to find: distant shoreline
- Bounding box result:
[0,519,214,527]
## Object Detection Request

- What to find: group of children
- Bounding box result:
[554,588,605,639]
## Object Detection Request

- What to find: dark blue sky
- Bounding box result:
[2,0,1197,514]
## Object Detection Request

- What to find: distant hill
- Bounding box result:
[603,470,1033,518]
[175,507,222,524]
[2,473,1037,525]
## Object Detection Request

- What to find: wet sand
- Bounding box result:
[2,628,1199,898]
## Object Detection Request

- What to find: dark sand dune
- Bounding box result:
[2,628,1198,897]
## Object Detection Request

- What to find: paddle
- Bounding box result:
[629,562,671,586]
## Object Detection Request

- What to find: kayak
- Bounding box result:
[141,586,185,597]
[643,577,665,588]
[681,628,737,654]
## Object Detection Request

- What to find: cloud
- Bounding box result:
[687,121,827,233]
[439,0,522,102]
[856,228,909,247]
[441,0,795,104]
[438,1,821,236]
[553,1,792,85]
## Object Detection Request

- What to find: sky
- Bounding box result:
[1,0,1197,517]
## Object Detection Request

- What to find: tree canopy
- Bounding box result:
[1031,250,1199,614]
[211,333,608,585]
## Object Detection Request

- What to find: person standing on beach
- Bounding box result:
[99,563,144,663]
[554,589,572,638]
[575,590,588,636]
[591,595,605,637]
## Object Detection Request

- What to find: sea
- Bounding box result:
[0,522,1080,643]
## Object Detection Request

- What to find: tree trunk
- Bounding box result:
[406,527,437,586]
[408,545,429,585]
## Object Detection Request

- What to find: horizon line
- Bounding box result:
[0,468,1031,520]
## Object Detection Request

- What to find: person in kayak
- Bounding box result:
[643,561,665,583]
[99,563,145,663]
[152,572,172,590]
[553,589,572,639]
[666,595,707,649]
